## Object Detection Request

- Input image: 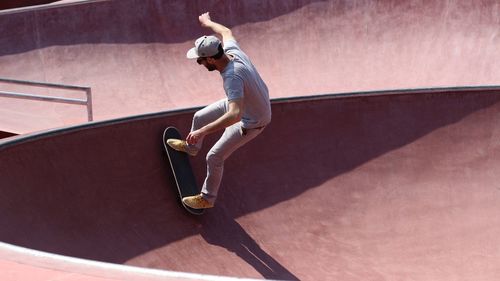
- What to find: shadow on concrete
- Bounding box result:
[0,0,327,56]
[201,212,299,280]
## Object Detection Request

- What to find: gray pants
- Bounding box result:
[189,99,264,204]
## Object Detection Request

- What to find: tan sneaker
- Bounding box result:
[166,139,197,156]
[182,194,214,209]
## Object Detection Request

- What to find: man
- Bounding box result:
[167,12,271,209]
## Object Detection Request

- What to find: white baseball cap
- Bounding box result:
[186,35,221,59]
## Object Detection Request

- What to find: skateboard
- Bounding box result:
[163,127,204,215]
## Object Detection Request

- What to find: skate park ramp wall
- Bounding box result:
[1,88,500,280]
[0,0,499,133]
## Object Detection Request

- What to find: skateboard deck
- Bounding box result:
[163,127,204,215]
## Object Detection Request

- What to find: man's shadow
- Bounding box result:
[199,211,299,280]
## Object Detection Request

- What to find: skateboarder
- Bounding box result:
[167,12,271,209]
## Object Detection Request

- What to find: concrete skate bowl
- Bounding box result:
[1,0,500,280]
[1,88,500,280]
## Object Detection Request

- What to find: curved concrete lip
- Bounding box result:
[0,241,261,281]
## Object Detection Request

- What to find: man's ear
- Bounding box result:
[206,57,216,64]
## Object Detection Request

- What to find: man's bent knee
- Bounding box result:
[206,150,223,167]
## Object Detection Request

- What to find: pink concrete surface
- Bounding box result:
[0,259,126,281]
[1,88,500,280]
[0,0,499,133]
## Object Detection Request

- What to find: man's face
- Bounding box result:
[197,57,217,71]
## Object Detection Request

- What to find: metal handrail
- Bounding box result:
[0,78,93,121]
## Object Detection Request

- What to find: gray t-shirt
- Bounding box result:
[221,39,271,129]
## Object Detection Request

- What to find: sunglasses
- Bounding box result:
[197,57,207,65]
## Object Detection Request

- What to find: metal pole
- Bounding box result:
[86,88,93,121]
[0,90,87,105]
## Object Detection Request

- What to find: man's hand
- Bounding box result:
[186,128,206,145]
[199,12,212,27]
[197,12,235,42]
